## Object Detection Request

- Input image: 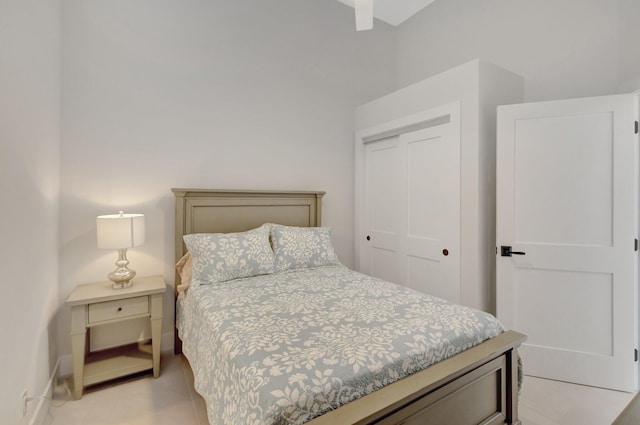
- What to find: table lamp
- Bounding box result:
[97,211,145,288]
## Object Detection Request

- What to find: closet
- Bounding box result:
[354,59,523,313]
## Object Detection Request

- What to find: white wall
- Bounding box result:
[355,60,524,313]
[11,0,638,403]
[618,0,640,89]
[396,0,640,102]
[0,0,61,423]
[57,0,396,362]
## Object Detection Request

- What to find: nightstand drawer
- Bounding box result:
[88,296,149,324]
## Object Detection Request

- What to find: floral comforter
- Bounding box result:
[177,266,504,425]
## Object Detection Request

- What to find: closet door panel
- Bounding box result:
[404,125,460,300]
[364,138,404,285]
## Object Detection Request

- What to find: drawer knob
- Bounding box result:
[117,307,123,312]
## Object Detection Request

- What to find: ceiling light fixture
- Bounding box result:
[355,0,373,31]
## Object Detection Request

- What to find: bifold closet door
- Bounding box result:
[361,115,460,302]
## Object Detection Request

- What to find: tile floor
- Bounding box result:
[47,353,636,425]
[47,354,207,425]
[518,374,635,425]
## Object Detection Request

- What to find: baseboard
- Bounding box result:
[28,358,60,425]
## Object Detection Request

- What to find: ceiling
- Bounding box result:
[335,0,435,27]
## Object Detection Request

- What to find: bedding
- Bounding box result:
[177,265,504,425]
[175,252,192,293]
[183,224,274,285]
[269,224,342,272]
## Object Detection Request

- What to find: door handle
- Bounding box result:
[501,246,526,257]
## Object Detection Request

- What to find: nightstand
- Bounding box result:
[66,275,166,399]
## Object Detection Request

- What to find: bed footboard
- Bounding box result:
[308,330,526,425]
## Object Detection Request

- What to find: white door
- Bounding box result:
[361,104,461,302]
[496,94,639,391]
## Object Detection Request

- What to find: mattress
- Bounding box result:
[177,265,504,425]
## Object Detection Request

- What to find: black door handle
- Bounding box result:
[501,246,526,257]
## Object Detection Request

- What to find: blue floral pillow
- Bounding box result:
[183,224,274,285]
[270,224,341,272]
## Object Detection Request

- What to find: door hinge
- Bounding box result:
[635,349,638,362]
[636,121,639,134]
[635,239,638,251]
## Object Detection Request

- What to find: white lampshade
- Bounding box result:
[96,212,145,249]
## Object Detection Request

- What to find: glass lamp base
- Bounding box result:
[108,248,136,289]
[111,279,134,289]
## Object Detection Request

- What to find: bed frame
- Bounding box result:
[172,188,526,425]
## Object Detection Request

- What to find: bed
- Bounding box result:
[173,188,526,425]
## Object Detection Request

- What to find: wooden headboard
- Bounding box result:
[172,188,325,353]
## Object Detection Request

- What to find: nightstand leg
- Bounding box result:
[150,292,163,378]
[70,329,86,399]
[150,317,161,377]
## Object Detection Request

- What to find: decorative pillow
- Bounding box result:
[270,224,341,272]
[175,252,192,293]
[183,225,274,285]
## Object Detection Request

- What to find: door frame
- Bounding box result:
[354,101,461,274]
